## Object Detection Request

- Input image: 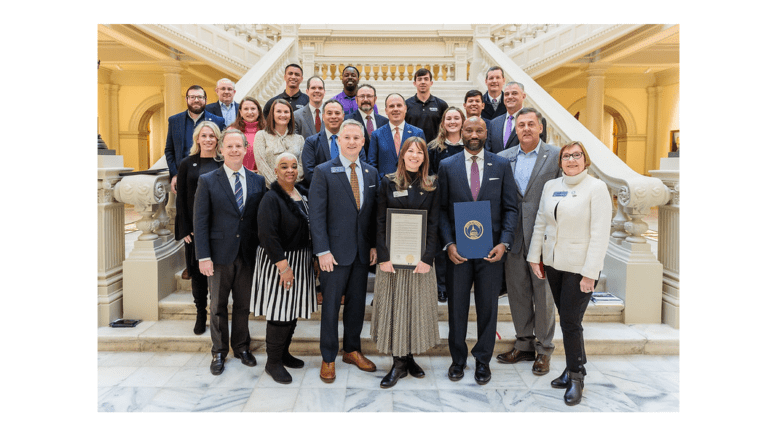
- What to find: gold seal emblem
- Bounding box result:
[405,254,414,264]
[464,220,484,240]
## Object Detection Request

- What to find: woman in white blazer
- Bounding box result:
[527,141,612,406]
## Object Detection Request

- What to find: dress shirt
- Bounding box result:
[464,148,485,190]
[513,144,539,196]
[325,128,338,151]
[388,121,406,137]
[198,164,247,262]
[309,103,323,133]
[339,154,364,209]
[501,109,521,140]
[219,101,238,126]
[359,109,376,134]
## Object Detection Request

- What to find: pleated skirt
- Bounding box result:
[250,245,317,321]
[370,265,440,356]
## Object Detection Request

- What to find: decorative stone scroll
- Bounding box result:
[113,174,170,241]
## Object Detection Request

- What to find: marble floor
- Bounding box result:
[97,351,678,412]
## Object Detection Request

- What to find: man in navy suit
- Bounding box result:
[204,78,238,126]
[193,128,267,376]
[486,82,526,154]
[165,85,226,193]
[437,116,519,385]
[309,119,379,383]
[344,84,388,160]
[301,99,365,187]
[367,93,425,181]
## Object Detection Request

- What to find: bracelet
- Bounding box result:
[279,266,290,275]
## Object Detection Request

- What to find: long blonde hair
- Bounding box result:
[430,106,465,152]
[189,121,224,160]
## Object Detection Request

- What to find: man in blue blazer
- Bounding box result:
[193,128,267,376]
[437,116,519,385]
[165,85,226,193]
[309,119,379,383]
[300,100,366,187]
[345,84,388,159]
[367,93,425,181]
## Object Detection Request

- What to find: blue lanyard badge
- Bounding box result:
[552,191,568,197]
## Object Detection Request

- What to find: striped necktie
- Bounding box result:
[234,171,244,212]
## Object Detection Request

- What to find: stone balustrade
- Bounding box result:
[490,24,561,51]
[220,24,282,50]
[313,61,459,82]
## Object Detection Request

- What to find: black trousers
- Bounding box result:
[319,260,369,363]
[544,265,595,374]
[446,257,503,365]
[184,239,209,312]
[208,256,252,355]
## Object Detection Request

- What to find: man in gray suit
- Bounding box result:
[294,76,326,140]
[496,107,561,377]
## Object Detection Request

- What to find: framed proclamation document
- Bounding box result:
[386,208,427,269]
[453,201,493,259]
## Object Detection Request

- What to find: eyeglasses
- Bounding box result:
[187,95,206,101]
[356,95,375,100]
[561,152,583,161]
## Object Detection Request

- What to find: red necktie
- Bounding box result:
[315,108,321,133]
[366,115,375,136]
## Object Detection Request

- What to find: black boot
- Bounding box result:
[265,323,292,384]
[193,310,207,335]
[282,320,304,369]
[406,354,425,378]
[564,371,585,406]
[551,368,570,389]
[380,356,408,388]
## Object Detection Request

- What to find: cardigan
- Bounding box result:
[257,182,311,264]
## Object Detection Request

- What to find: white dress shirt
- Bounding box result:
[464,148,485,189]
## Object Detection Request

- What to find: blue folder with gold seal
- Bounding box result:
[453,201,493,259]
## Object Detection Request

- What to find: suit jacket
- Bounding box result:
[437,151,519,251]
[293,105,319,139]
[497,140,562,251]
[481,92,506,121]
[367,122,425,181]
[376,175,439,266]
[193,167,267,267]
[164,110,226,177]
[308,157,378,266]
[485,112,519,154]
[345,110,388,156]
[300,130,368,187]
[203,102,222,118]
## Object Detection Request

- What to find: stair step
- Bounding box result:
[97,319,677,356]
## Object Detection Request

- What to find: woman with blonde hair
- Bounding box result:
[253,99,304,186]
[527,141,612,406]
[372,137,440,388]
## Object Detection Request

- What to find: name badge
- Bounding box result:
[393,190,408,198]
[331,166,346,173]
[552,191,568,197]
[430,107,438,111]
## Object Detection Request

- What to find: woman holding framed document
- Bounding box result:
[372,137,441,388]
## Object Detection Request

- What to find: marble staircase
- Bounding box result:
[98,269,678,356]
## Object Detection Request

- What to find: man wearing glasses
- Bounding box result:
[496,107,561,377]
[344,84,388,156]
[165,85,226,193]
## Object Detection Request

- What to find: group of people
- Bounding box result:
[163,63,612,407]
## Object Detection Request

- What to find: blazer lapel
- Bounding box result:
[217,168,240,213]
[525,142,549,194]
[454,153,474,202]
[333,159,359,210]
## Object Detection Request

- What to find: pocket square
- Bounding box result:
[489,177,500,181]
[369,185,376,188]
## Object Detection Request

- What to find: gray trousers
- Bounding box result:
[505,245,556,355]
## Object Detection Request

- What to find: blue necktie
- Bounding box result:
[234,171,243,212]
[330,134,339,160]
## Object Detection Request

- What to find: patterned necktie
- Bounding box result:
[234,171,244,212]
[394,127,401,155]
[350,162,360,210]
[492,98,499,111]
[366,115,375,136]
[504,115,513,147]
[315,108,321,133]
[330,134,339,159]
[470,156,480,200]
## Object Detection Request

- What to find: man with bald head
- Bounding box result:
[437,116,519,385]
[205,78,238,126]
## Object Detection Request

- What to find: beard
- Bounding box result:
[188,103,204,114]
[464,138,484,152]
[344,81,358,93]
[359,103,373,113]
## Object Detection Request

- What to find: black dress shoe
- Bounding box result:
[236,350,257,367]
[551,369,570,389]
[474,361,491,385]
[564,372,585,406]
[406,354,425,378]
[210,353,225,375]
[438,290,447,303]
[448,363,465,381]
[380,356,408,388]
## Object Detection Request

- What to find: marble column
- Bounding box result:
[585,64,608,142]
[161,62,183,121]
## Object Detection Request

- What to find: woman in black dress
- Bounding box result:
[250,152,316,384]
[174,121,222,335]
[372,137,440,388]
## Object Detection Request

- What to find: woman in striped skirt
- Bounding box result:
[251,152,317,384]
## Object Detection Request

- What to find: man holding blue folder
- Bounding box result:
[437,116,519,385]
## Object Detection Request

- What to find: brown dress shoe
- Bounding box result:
[320,361,336,383]
[342,351,377,372]
[496,348,536,364]
[181,268,190,280]
[316,292,323,305]
[532,354,551,376]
